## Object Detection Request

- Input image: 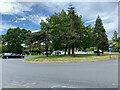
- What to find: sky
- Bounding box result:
[0,1,118,40]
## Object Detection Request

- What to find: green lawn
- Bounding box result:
[24,54,118,63]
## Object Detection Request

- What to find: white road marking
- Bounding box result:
[112,83,119,86]
[51,85,76,88]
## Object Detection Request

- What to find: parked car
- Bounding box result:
[94,50,103,53]
[42,52,51,55]
[52,50,61,55]
[2,53,24,59]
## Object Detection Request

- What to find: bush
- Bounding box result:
[112,42,120,52]
[88,47,97,51]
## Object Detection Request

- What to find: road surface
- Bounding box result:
[2,57,118,88]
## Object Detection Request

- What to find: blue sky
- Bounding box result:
[0,1,118,40]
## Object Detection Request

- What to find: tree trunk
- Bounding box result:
[68,48,70,55]
[101,51,103,54]
[72,44,75,57]
[97,47,100,56]
[46,44,48,57]
[101,49,104,54]
[64,47,67,55]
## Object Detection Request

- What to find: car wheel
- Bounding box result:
[6,57,8,59]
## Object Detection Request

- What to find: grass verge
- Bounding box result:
[24,54,119,63]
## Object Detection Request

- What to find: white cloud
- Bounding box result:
[0,24,16,31]
[0,2,34,15]
[0,2,14,14]
[85,16,113,23]
[18,17,26,21]
[14,20,18,23]
[27,15,48,25]
[12,19,14,22]
[103,15,118,39]
[1,0,119,2]
[74,2,118,40]
[85,19,96,23]
[41,17,47,22]
[11,17,26,23]
[23,2,69,25]
[43,2,69,14]
[32,30,39,33]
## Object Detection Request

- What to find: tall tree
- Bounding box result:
[25,32,43,54]
[3,27,31,54]
[67,5,82,57]
[93,16,109,56]
[82,24,93,50]
[40,19,52,57]
[59,9,70,55]
[50,10,70,55]
[112,30,118,42]
[111,31,120,52]
[49,12,64,51]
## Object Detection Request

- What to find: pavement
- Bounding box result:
[2,56,118,88]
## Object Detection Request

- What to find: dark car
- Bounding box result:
[2,53,24,59]
[94,50,103,53]
[45,52,51,55]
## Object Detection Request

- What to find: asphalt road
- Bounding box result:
[2,57,118,88]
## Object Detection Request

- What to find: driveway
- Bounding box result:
[2,56,118,88]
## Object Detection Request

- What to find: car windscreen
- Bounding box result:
[12,53,17,55]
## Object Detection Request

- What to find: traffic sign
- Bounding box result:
[109,47,112,51]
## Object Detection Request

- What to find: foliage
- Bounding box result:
[111,31,120,52]
[88,47,97,51]
[2,27,31,54]
[67,6,85,57]
[40,20,52,57]
[81,25,93,50]
[93,16,109,56]
[112,30,118,42]
[112,42,120,52]
[50,10,70,51]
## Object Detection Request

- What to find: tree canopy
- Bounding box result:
[2,27,31,54]
[93,16,109,56]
